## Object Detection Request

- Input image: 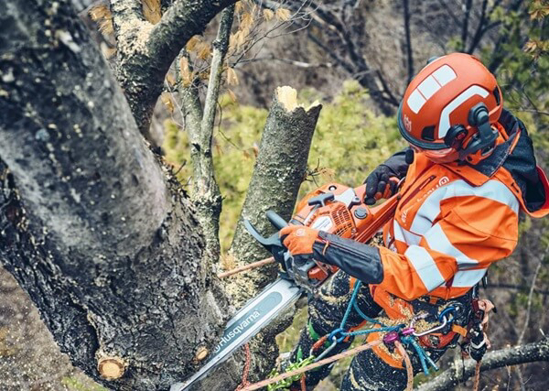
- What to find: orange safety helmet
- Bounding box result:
[398,53,503,163]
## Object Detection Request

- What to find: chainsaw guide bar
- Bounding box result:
[170,278,303,391]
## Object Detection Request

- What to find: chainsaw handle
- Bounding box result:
[266,210,289,230]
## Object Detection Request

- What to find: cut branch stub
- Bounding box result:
[229,86,321,298]
[98,356,126,380]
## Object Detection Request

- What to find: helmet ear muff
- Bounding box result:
[444,125,468,150]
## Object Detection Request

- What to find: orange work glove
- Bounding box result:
[279,225,320,255]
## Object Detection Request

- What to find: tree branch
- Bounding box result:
[0,1,229,389]
[189,5,235,261]
[461,0,473,51]
[402,0,414,84]
[467,0,489,53]
[114,0,237,137]
[229,87,321,299]
[418,338,549,391]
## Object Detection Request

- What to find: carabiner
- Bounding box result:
[313,336,339,362]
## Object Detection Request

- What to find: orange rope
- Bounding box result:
[235,343,252,391]
[240,340,382,391]
[311,335,328,352]
[218,257,275,278]
[473,360,482,391]
[395,341,414,391]
[300,374,307,391]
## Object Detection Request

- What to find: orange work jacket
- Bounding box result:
[367,110,549,367]
[371,111,549,321]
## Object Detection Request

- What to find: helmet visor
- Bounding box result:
[397,105,449,151]
[410,144,458,163]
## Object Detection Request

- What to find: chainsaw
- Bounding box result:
[170,183,399,391]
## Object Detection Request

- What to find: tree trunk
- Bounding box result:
[229,87,321,299]
[0,1,228,389]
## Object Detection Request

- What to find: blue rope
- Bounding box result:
[323,277,439,377]
[339,280,363,329]
[343,326,400,337]
[352,301,384,325]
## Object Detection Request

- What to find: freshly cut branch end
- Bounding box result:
[276,86,299,112]
[276,86,321,113]
[195,346,209,361]
[97,357,126,380]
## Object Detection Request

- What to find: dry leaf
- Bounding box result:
[179,57,193,87]
[235,1,245,15]
[226,67,239,86]
[186,36,201,52]
[161,93,175,113]
[241,12,254,31]
[275,7,291,21]
[199,71,210,81]
[524,40,539,54]
[263,9,275,21]
[89,4,114,35]
[197,43,211,60]
[142,0,161,24]
[227,89,237,103]
[102,45,117,59]
[165,73,176,87]
[529,5,549,20]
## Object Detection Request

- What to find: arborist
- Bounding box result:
[279,53,549,390]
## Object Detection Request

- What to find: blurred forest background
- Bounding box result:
[1,0,548,390]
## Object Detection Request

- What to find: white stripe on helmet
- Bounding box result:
[438,86,489,138]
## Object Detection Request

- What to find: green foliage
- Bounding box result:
[163,81,405,252]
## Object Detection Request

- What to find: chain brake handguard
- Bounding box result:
[243,217,331,289]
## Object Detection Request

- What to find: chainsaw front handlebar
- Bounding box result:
[266,210,288,230]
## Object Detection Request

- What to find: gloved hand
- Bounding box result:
[363,164,400,205]
[280,225,320,256]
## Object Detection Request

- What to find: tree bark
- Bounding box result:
[111,0,237,136]
[229,87,321,298]
[418,338,549,391]
[0,1,228,389]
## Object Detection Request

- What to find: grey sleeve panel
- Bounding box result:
[313,232,384,284]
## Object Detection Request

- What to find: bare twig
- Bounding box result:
[402,0,414,83]
[518,251,546,344]
[461,0,473,51]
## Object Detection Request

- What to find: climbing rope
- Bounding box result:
[235,343,252,391]
[230,267,481,390]
[238,279,444,391]
[395,341,414,391]
[240,340,383,391]
[473,361,482,391]
[218,257,275,278]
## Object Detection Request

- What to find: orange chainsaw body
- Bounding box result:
[290,183,399,283]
